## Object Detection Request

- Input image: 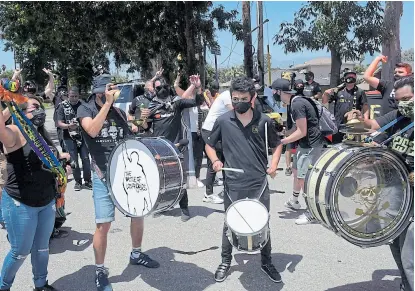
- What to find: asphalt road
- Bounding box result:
[0,108,401,291]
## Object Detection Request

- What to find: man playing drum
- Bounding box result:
[205,77,283,283]
[366,75,414,291]
[77,75,159,291]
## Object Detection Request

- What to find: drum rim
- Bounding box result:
[328,147,413,247]
[106,137,184,218]
[150,137,185,215]
[305,145,352,225]
[225,198,270,236]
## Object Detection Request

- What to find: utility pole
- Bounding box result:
[267,44,272,85]
[242,1,253,78]
[257,1,265,86]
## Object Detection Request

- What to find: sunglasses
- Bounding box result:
[156,85,169,91]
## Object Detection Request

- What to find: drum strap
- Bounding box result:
[368,116,405,139]
[225,177,268,203]
[380,122,414,146]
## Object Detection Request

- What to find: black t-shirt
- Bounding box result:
[147,94,204,143]
[330,87,367,126]
[56,101,82,139]
[290,96,324,148]
[4,143,56,207]
[303,81,321,98]
[376,80,398,115]
[375,110,414,170]
[129,94,152,118]
[206,109,280,196]
[77,100,130,177]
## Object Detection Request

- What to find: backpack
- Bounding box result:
[291,96,338,135]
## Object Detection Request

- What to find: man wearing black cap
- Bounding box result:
[272,78,325,225]
[303,71,322,100]
[323,71,369,143]
[77,75,159,291]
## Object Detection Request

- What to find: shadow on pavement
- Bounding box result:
[156,205,224,219]
[49,227,93,255]
[110,247,215,291]
[325,269,401,291]
[231,252,303,291]
[52,265,96,291]
[277,208,306,220]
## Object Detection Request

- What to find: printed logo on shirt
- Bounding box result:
[390,89,395,99]
[97,119,125,143]
[252,125,259,134]
[390,136,414,157]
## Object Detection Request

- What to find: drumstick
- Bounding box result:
[221,168,244,173]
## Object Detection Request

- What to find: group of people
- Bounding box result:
[0,53,413,291]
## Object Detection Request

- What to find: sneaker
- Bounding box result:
[95,268,112,291]
[181,208,191,222]
[214,178,223,186]
[285,167,292,176]
[203,194,224,204]
[130,252,160,268]
[84,181,93,190]
[33,281,57,290]
[214,262,231,282]
[284,197,301,210]
[261,263,282,283]
[295,212,316,225]
[196,179,204,188]
[74,182,82,191]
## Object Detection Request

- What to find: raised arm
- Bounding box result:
[79,84,116,138]
[364,55,387,89]
[42,68,55,99]
[0,106,18,148]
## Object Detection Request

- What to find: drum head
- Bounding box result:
[226,199,269,235]
[107,138,160,217]
[330,148,413,247]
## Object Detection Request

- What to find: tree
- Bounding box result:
[274,1,383,86]
[381,1,403,81]
[0,2,241,91]
[401,48,414,62]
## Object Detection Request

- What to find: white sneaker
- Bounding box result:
[284,198,301,210]
[197,179,204,188]
[203,194,224,204]
[295,212,316,225]
[214,178,223,186]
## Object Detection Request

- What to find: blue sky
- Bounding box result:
[1,1,414,72]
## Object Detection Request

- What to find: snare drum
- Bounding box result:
[107,137,185,217]
[225,199,270,252]
[305,144,413,248]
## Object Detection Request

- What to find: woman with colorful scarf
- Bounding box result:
[0,96,60,291]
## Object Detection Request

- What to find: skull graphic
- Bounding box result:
[108,126,118,140]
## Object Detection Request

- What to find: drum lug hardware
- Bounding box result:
[410,217,414,222]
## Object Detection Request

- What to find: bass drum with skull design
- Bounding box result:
[304,144,413,248]
[106,137,186,218]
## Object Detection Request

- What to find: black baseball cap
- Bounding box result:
[271,79,297,94]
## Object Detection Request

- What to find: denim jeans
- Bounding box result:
[0,190,56,289]
[64,138,91,183]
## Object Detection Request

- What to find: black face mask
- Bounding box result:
[273,92,281,101]
[30,108,46,127]
[345,77,356,84]
[156,85,170,99]
[394,74,403,81]
[232,101,251,114]
[305,75,312,82]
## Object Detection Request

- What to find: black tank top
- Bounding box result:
[4,143,56,207]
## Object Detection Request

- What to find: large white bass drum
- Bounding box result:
[107,137,186,217]
[304,144,413,248]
